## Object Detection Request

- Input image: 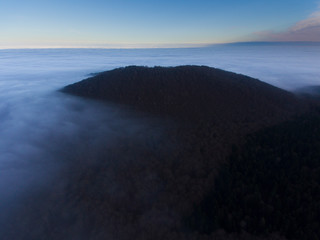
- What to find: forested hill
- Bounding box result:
[23,65,311,240]
[62,65,304,123]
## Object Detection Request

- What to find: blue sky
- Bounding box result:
[0,0,319,48]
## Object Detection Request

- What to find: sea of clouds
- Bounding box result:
[0,44,319,229]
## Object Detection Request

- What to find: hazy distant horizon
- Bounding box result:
[1,40,320,50]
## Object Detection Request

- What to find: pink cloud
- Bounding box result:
[291,10,320,31]
[253,10,320,42]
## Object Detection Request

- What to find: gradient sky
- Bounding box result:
[0,0,319,48]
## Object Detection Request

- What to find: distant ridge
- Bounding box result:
[207,41,320,47]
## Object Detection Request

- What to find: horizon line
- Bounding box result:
[1,41,319,50]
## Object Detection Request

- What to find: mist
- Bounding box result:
[0,44,319,238]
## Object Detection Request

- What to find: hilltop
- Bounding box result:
[62,65,303,123]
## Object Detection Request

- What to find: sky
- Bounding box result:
[0,0,319,48]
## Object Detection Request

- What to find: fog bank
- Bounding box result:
[0,44,319,238]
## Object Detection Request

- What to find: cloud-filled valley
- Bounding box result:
[0,45,320,239]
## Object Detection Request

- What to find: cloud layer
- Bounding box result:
[254,9,320,41]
